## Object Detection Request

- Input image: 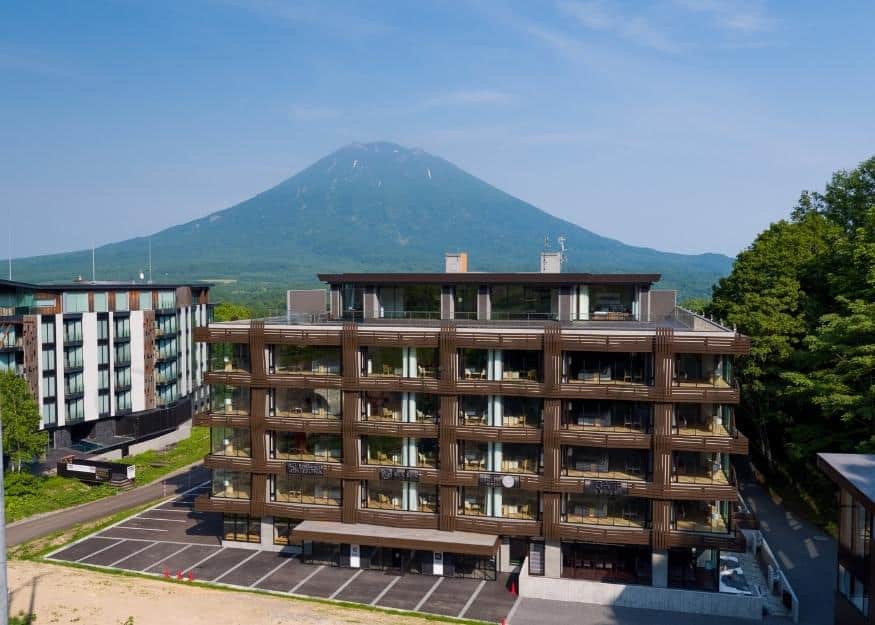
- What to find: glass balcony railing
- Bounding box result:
[564,448,649,481]
[563,495,650,528]
[672,501,731,534]
[563,401,651,432]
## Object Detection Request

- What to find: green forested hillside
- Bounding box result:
[11,142,730,312]
[708,156,875,521]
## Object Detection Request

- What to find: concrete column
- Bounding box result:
[260,516,274,549]
[499,538,512,573]
[652,549,668,587]
[545,539,562,578]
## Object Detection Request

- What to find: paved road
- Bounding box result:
[738,474,836,625]
[6,464,210,546]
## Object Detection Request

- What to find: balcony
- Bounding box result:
[673,452,731,485]
[273,345,341,376]
[362,391,403,422]
[210,343,250,374]
[586,285,636,321]
[460,348,489,380]
[564,448,648,481]
[501,350,542,382]
[460,486,489,516]
[459,441,489,471]
[564,352,651,386]
[459,396,489,425]
[501,397,542,428]
[361,436,404,466]
[563,494,650,529]
[362,346,403,378]
[502,491,539,520]
[672,501,730,534]
[378,284,441,320]
[413,347,439,379]
[274,476,341,506]
[490,285,557,321]
[273,388,341,420]
[500,443,541,475]
[210,427,251,457]
[674,354,732,388]
[273,432,342,463]
[674,405,734,437]
[210,384,250,415]
[564,401,650,433]
[415,438,439,468]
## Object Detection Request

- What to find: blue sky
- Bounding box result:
[2,0,874,259]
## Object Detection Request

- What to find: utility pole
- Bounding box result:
[0,407,8,625]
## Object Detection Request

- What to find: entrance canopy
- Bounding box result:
[292,521,499,557]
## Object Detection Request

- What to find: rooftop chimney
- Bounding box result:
[540,252,561,273]
[445,252,468,273]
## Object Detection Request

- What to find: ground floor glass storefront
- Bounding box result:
[561,542,652,585]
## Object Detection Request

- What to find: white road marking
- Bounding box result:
[75,539,124,563]
[116,526,169,532]
[414,576,444,612]
[134,517,189,523]
[212,551,260,583]
[144,544,191,571]
[97,536,217,547]
[250,556,293,588]
[329,568,364,599]
[506,596,521,624]
[186,547,225,572]
[370,575,400,605]
[109,541,157,567]
[458,579,487,618]
[289,565,325,593]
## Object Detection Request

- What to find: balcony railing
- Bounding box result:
[380,310,441,320]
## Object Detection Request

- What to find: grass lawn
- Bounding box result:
[5,426,209,523]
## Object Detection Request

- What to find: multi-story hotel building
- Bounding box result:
[194,253,750,591]
[818,453,875,624]
[0,278,210,452]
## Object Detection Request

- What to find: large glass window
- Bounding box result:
[362,347,402,377]
[672,500,730,534]
[460,486,490,516]
[274,517,299,546]
[364,480,405,510]
[490,285,557,320]
[502,489,539,520]
[272,388,340,419]
[501,443,541,474]
[414,438,438,468]
[115,367,131,389]
[563,494,649,528]
[211,427,251,457]
[42,348,55,370]
[212,470,251,499]
[273,475,341,506]
[562,543,652,585]
[564,401,651,432]
[63,319,82,343]
[453,285,478,320]
[361,436,403,466]
[459,441,489,471]
[272,432,342,462]
[139,291,153,311]
[362,392,402,422]
[378,285,441,319]
[210,343,250,373]
[341,284,364,320]
[115,292,130,312]
[40,319,55,343]
[42,401,56,427]
[157,290,176,309]
[114,342,131,365]
[503,397,543,428]
[412,394,439,423]
[564,447,649,480]
[413,348,439,378]
[114,316,130,339]
[674,354,732,388]
[565,352,651,385]
[210,384,250,415]
[460,348,488,380]
[64,346,83,369]
[587,285,635,320]
[223,514,260,543]
[272,345,341,375]
[62,292,88,313]
[93,292,108,312]
[672,451,730,485]
[501,350,542,382]
[674,404,733,436]
[459,395,488,425]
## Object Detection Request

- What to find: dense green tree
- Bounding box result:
[212,302,252,322]
[0,370,48,472]
[709,156,875,514]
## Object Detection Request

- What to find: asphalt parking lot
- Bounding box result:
[45,485,517,624]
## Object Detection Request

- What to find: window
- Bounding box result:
[42,348,56,370]
[116,390,132,411]
[115,367,131,388]
[454,285,478,320]
[42,374,56,397]
[40,319,55,343]
[490,285,557,320]
[63,319,82,343]
[65,372,84,395]
[361,436,403,466]
[97,318,109,340]
[98,368,110,390]
[97,343,110,366]
[114,316,130,339]
[115,342,131,364]
[93,292,108,312]
[42,401,56,426]
[62,292,88,313]
[586,285,635,320]
[274,518,299,546]
[222,514,260,543]
[139,291,153,310]
[272,432,342,462]
[341,284,363,320]
[64,346,83,369]
[272,475,342,506]
[210,427,251,457]
[157,290,176,309]
[115,292,129,312]
[65,397,85,422]
[98,391,110,416]
[212,470,251,499]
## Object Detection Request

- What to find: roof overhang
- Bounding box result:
[817,453,875,511]
[317,272,660,286]
[291,520,500,556]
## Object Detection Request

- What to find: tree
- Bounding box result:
[212,302,252,322]
[0,371,48,472]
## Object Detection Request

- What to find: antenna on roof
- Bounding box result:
[558,235,568,267]
[543,235,550,251]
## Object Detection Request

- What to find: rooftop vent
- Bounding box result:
[445,252,468,273]
[540,252,561,273]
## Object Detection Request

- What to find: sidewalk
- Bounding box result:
[6,462,209,546]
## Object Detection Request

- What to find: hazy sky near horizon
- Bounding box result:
[2,0,874,259]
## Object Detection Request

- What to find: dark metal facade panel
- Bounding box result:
[317,272,661,285]
[143,310,156,410]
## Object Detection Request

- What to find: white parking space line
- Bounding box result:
[289,565,325,593]
[250,556,292,588]
[329,568,363,599]
[458,579,487,618]
[135,517,189,523]
[413,576,444,612]
[109,542,157,567]
[144,544,191,571]
[506,596,521,624]
[213,551,260,583]
[116,526,169,532]
[75,539,124,563]
[370,575,400,606]
[98,536,217,547]
[186,547,225,572]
